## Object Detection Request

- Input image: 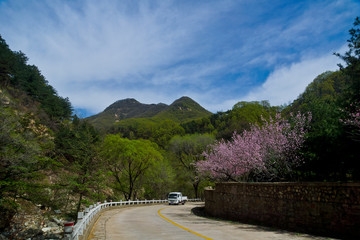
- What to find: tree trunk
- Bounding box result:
[76,193,83,220]
[193,180,199,199]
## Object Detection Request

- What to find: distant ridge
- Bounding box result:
[104,98,168,119]
[86,96,211,130]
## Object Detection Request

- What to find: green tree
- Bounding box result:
[100,135,163,200]
[142,155,175,199]
[0,106,53,230]
[0,37,13,87]
[168,134,215,198]
[150,119,185,148]
[54,116,101,215]
[286,71,359,181]
[335,16,360,103]
[114,118,185,148]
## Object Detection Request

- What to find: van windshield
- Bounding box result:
[168,194,178,198]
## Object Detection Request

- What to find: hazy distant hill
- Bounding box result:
[86,96,212,130]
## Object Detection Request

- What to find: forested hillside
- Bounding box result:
[0,17,359,239]
[0,37,72,123]
[1,35,74,237]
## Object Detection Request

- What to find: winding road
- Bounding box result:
[88,202,333,240]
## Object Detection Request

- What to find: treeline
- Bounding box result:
[181,100,282,140]
[0,36,72,123]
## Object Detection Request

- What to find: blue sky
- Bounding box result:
[0,0,359,117]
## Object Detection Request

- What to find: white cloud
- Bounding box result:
[239,47,346,106]
[0,0,234,113]
[32,2,199,85]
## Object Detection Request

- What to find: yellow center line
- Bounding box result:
[158,207,213,240]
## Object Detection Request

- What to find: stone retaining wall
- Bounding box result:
[204,182,360,239]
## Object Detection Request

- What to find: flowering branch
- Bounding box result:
[197,112,311,182]
[340,101,360,141]
[340,101,360,129]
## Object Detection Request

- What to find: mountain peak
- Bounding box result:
[170,96,207,111]
[156,96,211,121]
[105,98,140,111]
[87,96,211,130]
[174,96,192,101]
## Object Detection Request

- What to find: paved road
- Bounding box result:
[88,202,335,240]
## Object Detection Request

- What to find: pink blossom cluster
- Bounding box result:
[341,101,360,129]
[197,112,312,181]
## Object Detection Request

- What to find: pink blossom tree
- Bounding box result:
[197,112,311,182]
[341,101,360,141]
[341,101,360,129]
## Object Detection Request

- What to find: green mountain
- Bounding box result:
[87,96,212,130]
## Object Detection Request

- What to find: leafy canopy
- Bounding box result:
[100,135,163,200]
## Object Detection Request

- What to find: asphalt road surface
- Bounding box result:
[88,202,335,240]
